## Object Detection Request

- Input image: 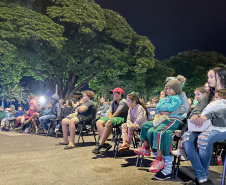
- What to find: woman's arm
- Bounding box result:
[126,108,133,125]
[171,93,189,116]
[200,108,226,127]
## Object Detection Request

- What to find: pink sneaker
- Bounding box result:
[134,146,150,156]
[149,158,165,173]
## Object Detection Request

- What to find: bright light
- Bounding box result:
[39,96,46,104]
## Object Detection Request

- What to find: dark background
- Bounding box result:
[95,0,226,60]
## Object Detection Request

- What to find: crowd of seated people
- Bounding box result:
[2,67,226,185]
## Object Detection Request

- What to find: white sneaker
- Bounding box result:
[172,145,187,156]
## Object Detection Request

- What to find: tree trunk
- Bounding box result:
[63,72,100,100]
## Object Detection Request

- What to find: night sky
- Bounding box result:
[95,0,226,60]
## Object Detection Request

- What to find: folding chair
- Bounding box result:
[135,123,186,176]
[94,125,122,158]
[136,140,144,167]
[211,140,226,185]
[135,134,180,169]
[112,125,122,158]
[222,142,226,185]
[76,106,97,146]
[46,106,74,137]
[171,121,187,179]
[132,129,141,149]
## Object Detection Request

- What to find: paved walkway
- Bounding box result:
[0,131,224,185]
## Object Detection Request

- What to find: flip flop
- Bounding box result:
[55,142,69,146]
[64,144,75,150]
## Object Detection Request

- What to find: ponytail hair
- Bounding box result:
[127,93,149,119]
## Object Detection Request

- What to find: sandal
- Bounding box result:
[55,142,69,146]
[64,144,75,150]
[118,144,130,152]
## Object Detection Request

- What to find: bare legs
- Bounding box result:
[24,112,39,124]
[61,117,79,146]
[96,119,112,146]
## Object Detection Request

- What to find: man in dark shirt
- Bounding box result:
[92,87,129,155]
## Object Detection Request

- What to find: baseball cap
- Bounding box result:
[109,87,124,95]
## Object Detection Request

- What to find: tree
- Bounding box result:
[0,82,29,103]
[1,0,156,99]
[43,1,155,99]
[90,59,174,101]
[0,2,66,86]
[163,50,226,94]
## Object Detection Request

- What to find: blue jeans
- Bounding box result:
[39,115,56,130]
[182,130,226,182]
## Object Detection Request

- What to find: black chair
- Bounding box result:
[171,121,187,179]
[95,125,122,158]
[135,121,186,178]
[132,129,141,149]
[47,107,74,138]
[76,106,97,146]
[135,140,144,167]
[136,135,179,168]
[222,142,226,185]
[211,140,226,185]
[112,125,122,158]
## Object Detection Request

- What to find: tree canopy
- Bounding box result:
[0,0,155,99]
[1,0,226,100]
[163,50,226,95]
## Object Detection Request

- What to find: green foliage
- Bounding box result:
[1,1,226,101]
[163,50,226,95]
[0,2,66,48]
[103,9,135,45]
[0,82,29,103]
[0,2,66,86]
[0,0,156,100]
[47,0,106,35]
[42,0,155,98]
[89,59,173,101]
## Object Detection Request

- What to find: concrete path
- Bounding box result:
[0,131,224,185]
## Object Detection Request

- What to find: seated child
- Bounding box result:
[134,79,183,178]
[147,97,159,121]
[0,105,20,130]
[118,93,149,152]
[0,108,11,130]
[42,103,52,116]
